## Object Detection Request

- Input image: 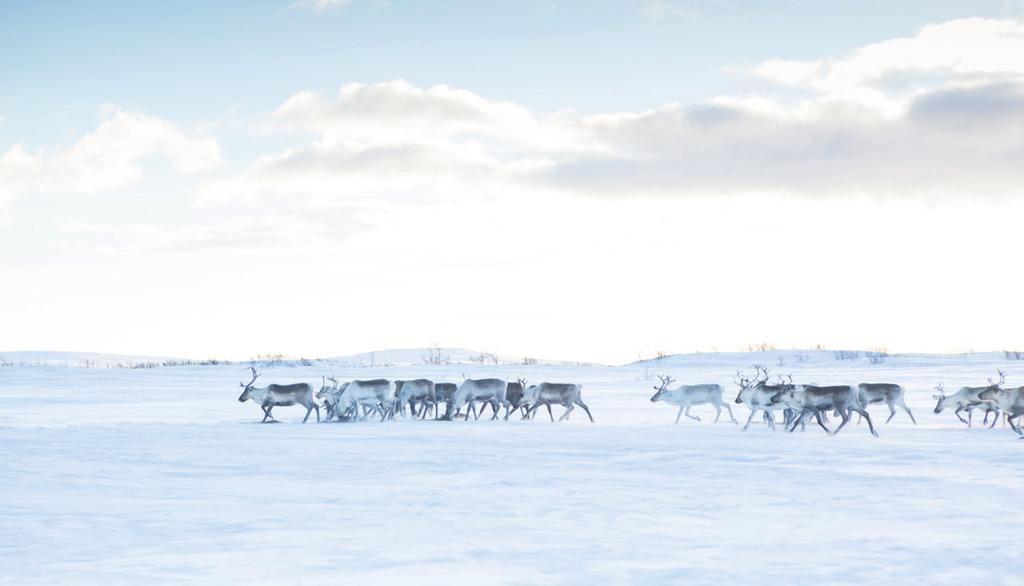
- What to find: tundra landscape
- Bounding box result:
[4,2,1024,584]
[2,348,1022,584]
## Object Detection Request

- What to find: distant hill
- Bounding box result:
[0,350,184,367]
[0,348,590,368]
[626,349,1008,369]
[323,347,587,367]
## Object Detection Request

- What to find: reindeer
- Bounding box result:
[237,367,320,423]
[445,379,509,421]
[774,384,878,437]
[395,379,436,419]
[977,383,1024,437]
[857,383,916,424]
[433,382,458,418]
[518,382,594,422]
[933,374,1003,428]
[733,366,799,431]
[316,377,350,421]
[336,379,395,422]
[650,375,737,424]
[505,378,530,419]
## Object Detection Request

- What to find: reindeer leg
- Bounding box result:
[766,410,776,431]
[712,403,722,423]
[988,409,1000,429]
[855,408,878,437]
[526,403,542,420]
[490,400,501,421]
[559,401,574,422]
[897,397,916,424]
[260,405,272,423]
[885,401,897,424]
[786,409,803,432]
[574,398,595,423]
[811,410,831,435]
[684,406,701,422]
[675,405,685,424]
[954,407,969,425]
[831,408,853,436]
[545,403,554,422]
[724,402,738,424]
[742,409,757,431]
[1007,414,1022,435]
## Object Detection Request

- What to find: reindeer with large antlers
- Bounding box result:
[650,374,737,425]
[733,365,798,431]
[237,366,320,423]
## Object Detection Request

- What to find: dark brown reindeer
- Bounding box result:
[237,367,320,423]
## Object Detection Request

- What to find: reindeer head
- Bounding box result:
[733,365,770,403]
[316,376,338,402]
[650,375,675,402]
[506,378,528,407]
[987,369,1007,388]
[932,382,947,413]
[238,367,260,402]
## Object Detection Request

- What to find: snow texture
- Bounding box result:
[1,349,1021,584]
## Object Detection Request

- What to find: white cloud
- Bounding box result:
[753,18,1024,95]
[213,47,1024,207]
[0,108,223,214]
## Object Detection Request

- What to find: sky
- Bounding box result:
[2,1,1024,364]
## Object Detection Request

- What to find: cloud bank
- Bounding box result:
[203,20,1024,206]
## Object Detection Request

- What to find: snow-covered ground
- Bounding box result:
[1,350,1021,584]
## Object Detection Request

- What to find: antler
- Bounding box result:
[516,377,528,387]
[776,373,793,385]
[654,374,676,391]
[734,369,752,388]
[240,366,260,388]
[753,364,770,386]
[988,369,1006,387]
[933,381,945,398]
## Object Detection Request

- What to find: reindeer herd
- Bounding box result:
[236,367,595,424]
[235,364,1024,438]
[649,365,1023,438]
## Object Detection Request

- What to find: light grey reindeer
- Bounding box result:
[336,379,395,422]
[857,383,916,424]
[733,367,801,431]
[237,366,320,423]
[977,383,1024,437]
[395,379,436,419]
[933,376,1002,428]
[519,382,595,423]
[650,375,737,424]
[446,378,508,421]
[316,376,350,421]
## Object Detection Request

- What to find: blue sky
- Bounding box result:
[4,0,1019,140]
[3,1,1024,362]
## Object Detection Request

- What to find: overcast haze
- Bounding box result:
[2,1,1024,364]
